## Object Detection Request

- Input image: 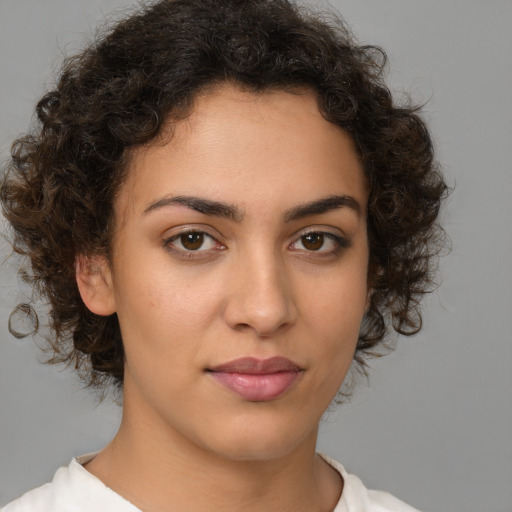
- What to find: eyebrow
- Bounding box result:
[283,194,362,222]
[143,194,362,222]
[143,195,244,221]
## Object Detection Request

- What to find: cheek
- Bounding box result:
[301,270,368,333]
[113,261,226,364]
[297,281,365,410]
[297,264,368,375]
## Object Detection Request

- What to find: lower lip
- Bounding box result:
[209,371,302,401]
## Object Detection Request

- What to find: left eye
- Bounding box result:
[166,231,219,252]
[290,232,347,253]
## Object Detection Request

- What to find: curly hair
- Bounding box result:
[0,0,447,389]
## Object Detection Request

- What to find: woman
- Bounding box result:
[0,0,447,510]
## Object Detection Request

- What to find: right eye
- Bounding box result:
[165,231,221,253]
[163,228,226,260]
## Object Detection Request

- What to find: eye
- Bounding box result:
[165,230,224,253]
[289,231,349,255]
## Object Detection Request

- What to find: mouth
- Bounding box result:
[206,357,304,402]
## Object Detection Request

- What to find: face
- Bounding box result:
[85,85,369,461]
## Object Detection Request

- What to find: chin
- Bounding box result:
[212,439,300,462]
[199,416,316,463]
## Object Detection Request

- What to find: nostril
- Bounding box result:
[222,264,298,336]
[233,322,251,332]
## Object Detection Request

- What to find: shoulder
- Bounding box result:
[321,454,421,512]
[2,454,140,512]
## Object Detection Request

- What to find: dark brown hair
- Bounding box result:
[0,0,447,389]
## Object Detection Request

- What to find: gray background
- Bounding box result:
[0,1,511,511]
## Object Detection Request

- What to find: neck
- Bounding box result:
[85,396,342,512]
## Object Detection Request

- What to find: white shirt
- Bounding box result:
[2,453,420,512]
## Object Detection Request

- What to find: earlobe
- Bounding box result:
[75,255,116,316]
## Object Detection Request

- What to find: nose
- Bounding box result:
[222,250,298,338]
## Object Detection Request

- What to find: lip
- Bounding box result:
[207,357,304,401]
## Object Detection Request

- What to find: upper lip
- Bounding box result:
[208,357,302,374]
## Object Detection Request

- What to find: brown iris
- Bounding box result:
[302,233,324,251]
[181,232,205,250]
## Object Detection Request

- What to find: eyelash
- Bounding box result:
[163,230,225,259]
[289,230,350,257]
[163,228,350,260]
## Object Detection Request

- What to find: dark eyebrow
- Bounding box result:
[283,195,362,222]
[143,194,361,223]
[143,195,244,222]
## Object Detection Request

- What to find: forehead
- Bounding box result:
[118,84,367,219]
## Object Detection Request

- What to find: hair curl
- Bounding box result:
[0,0,447,389]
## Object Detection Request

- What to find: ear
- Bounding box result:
[365,288,373,314]
[75,255,116,316]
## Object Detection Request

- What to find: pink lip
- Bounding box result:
[207,357,303,402]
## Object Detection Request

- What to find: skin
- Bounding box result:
[77,84,370,512]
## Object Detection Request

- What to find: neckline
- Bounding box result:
[73,451,348,511]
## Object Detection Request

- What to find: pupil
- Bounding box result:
[182,232,204,250]
[303,233,324,250]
